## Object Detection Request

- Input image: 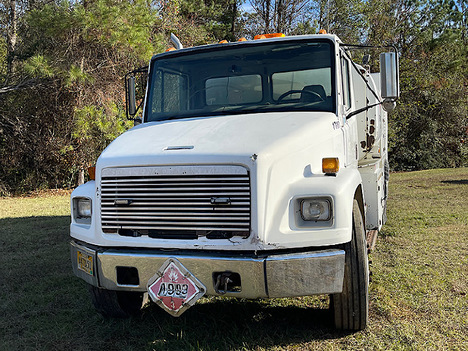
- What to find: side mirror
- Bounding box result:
[380,52,399,111]
[125,67,148,120]
[127,76,137,116]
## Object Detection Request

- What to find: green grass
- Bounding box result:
[0,169,467,350]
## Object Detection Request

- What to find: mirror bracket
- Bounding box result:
[125,67,148,121]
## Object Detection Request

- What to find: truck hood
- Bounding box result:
[98,112,338,168]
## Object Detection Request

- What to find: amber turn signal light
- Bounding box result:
[88,166,96,180]
[322,158,339,175]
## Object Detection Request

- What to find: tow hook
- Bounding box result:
[213,272,242,294]
[214,272,233,294]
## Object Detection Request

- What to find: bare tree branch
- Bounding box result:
[0,79,44,94]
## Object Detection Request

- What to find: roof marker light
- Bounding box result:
[254,33,285,40]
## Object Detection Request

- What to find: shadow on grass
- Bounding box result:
[142,302,341,350]
[441,179,468,185]
[0,216,349,351]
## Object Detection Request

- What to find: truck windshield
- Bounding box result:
[146,39,335,122]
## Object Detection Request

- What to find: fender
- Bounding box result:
[261,166,364,248]
[70,181,98,245]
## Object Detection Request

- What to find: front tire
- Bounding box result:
[88,285,147,318]
[331,199,369,330]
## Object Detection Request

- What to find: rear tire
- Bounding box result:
[331,199,369,330]
[88,285,147,318]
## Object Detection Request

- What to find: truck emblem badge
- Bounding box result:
[211,197,231,205]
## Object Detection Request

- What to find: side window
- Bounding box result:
[341,57,352,109]
[151,70,188,114]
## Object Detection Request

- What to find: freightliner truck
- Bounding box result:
[70,32,399,330]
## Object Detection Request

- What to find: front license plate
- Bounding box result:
[147,258,206,317]
[77,250,94,276]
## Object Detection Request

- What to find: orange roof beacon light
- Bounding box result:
[318,29,327,34]
[219,40,228,44]
[165,47,176,52]
[238,37,247,42]
[254,33,285,40]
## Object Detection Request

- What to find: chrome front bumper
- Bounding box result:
[71,241,345,298]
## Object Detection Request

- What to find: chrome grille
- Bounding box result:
[100,166,250,239]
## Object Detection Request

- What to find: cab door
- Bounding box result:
[340,54,357,167]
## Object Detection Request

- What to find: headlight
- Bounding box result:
[74,198,92,223]
[300,198,331,221]
[77,198,92,217]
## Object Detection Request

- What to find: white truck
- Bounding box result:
[70,33,399,330]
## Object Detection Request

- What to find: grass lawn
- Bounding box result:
[0,169,466,350]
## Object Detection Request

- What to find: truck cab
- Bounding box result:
[70,33,398,330]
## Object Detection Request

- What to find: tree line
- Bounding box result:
[0,0,467,194]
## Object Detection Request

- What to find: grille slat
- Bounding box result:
[101,192,250,197]
[102,177,249,184]
[102,220,249,226]
[101,201,250,206]
[101,207,250,212]
[101,166,251,238]
[102,211,249,217]
[103,225,248,232]
[102,215,250,221]
[101,186,250,192]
